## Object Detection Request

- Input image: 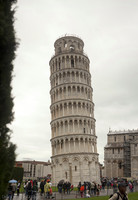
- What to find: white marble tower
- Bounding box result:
[49,35,100,185]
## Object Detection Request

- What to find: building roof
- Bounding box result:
[108,129,138,135]
[15,160,51,165]
[105,143,124,148]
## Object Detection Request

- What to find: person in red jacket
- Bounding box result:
[80,185,84,198]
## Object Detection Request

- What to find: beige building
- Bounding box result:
[49,35,100,186]
[104,129,138,179]
[15,160,51,180]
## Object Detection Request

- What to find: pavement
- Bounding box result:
[7,189,114,200]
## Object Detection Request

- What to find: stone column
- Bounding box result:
[91,141,93,152]
[65,56,67,68]
[63,139,66,153]
[63,121,65,135]
[94,142,97,153]
[88,161,92,181]
[60,164,62,179]
[77,120,79,133]
[79,161,82,182]
[67,103,69,116]
[78,72,80,82]
[52,144,54,156]
[84,139,85,152]
[79,138,80,152]
[88,140,90,152]
[69,163,72,183]
[111,160,113,178]
[67,120,69,134]
[59,141,61,154]
[55,143,57,155]
[71,103,73,115]
[62,104,64,116]
[69,139,71,153]
[72,120,74,133]
[74,139,76,152]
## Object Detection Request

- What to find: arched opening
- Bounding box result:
[69,45,75,51]
[71,56,74,67]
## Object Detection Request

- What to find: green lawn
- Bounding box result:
[66,192,138,200]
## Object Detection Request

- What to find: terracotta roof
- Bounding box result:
[15,160,51,165]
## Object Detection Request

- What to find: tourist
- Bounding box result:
[91,181,95,195]
[8,183,13,200]
[113,181,118,193]
[94,182,97,196]
[66,181,71,194]
[86,189,90,198]
[27,180,32,200]
[17,181,20,196]
[109,182,128,200]
[70,184,74,191]
[77,182,81,193]
[63,182,67,194]
[96,184,100,196]
[57,181,63,193]
[129,182,133,192]
[32,180,38,200]
[11,183,16,199]
[40,180,44,196]
[44,180,51,199]
[84,182,87,194]
[80,184,84,198]
[24,181,28,196]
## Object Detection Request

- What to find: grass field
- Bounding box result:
[66,192,138,200]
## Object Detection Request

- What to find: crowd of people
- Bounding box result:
[8,179,53,200]
[8,181,21,200]
[7,177,137,200]
[77,181,101,198]
[101,177,137,193]
[57,181,73,194]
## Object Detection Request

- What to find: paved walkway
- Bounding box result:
[8,189,113,200]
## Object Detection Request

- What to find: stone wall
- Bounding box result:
[104,130,138,178]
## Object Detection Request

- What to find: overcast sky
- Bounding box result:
[11,0,138,163]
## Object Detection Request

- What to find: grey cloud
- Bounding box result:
[11,0,138,163]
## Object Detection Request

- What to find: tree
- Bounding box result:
[12,167,24,183]
[0,0,18,197]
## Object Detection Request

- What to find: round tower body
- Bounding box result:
[49,35,100,186]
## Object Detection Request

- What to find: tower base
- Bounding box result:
[51,153,100,186]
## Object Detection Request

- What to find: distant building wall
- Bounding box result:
[15,160,51,180]
[104,129,138,179]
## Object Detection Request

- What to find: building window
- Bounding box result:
[119,162,122,169]
[135,144,137,147]
[71,59,74,67]
[84,128,85,134]
[124,136,126,141]
[118,148,120,154]
[112,149,114,154]
[75,166,77,171]
[114,137,116,142]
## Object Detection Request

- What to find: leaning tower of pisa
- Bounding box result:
[49,35,100,185]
